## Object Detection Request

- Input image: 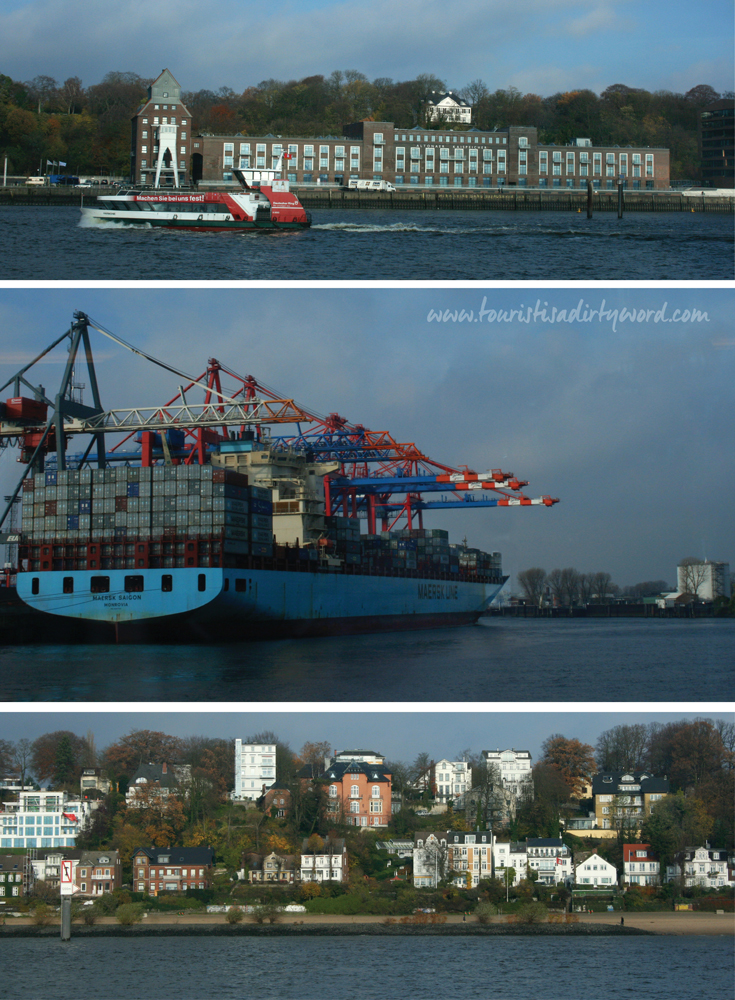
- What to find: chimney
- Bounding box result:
[162,762,167,774]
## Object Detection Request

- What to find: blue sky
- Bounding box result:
[0,286,732,592]
[1,0,733,97]
[0,710,724,764]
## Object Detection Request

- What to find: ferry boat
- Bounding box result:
[80,155,311,231]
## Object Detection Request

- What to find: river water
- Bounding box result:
[1,206,732,280]
[2,617,732,702]
[1,934,732,999]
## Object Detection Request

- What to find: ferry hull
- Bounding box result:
[80,209,310,231]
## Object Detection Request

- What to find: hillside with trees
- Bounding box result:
[0,69,728,178]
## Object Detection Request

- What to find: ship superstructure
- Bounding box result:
[0,313,558,642]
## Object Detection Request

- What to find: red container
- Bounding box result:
[5,397,48,421]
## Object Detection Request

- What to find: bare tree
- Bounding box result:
[517,567,547,605]
[679,558,708,597]
[12,738,33,787]
[547,568,564,607]
[577,573,594,606]
[461,79,489,107]
[560,568,581,607]
[591,572,613,604]
[595,723,649,772]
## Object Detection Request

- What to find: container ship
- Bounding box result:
[0,314,558,643]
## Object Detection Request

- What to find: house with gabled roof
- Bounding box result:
[322,751,392,829]
[574,851,618,887]
[592,772,669,832]
[623,843,660,886]
[126,761,191,807]
[132,846,214,895]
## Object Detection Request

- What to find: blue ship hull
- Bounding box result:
[14,566,505,642]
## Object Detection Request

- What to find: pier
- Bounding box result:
[0,187,732,212]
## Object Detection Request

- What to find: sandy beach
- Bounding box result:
[6,909,729,935]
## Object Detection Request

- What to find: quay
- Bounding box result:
[0,186,733,213]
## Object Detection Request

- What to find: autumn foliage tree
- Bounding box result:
[539,735,596,798]
[103,730,186,778]
[30,730,93,785]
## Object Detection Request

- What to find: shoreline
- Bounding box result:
[2,911,731,937]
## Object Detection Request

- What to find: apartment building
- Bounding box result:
[233,740,277,802]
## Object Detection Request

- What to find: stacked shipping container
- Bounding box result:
[19,464,274,571]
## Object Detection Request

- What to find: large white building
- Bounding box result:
[232,740,277,802]
[424,91,472,124]
[416,759,471,805]
[676,560,731,601]
[666,846,732,888]
[0,790,95,849]
[482,748,534,823]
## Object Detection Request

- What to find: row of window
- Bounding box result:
[30,574,214,595]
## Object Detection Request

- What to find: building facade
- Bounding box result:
[413,830,494,888]
[132,846,215,895]
[676,559,731,601]
[526,838,573,885]
[130,68,193,186]
[699,100,734,188]
[575,851,618,887]
[323,751,392,828]
[198,121,670,190]
[666,846,732,888]
[0,790,95,848]
[592,772,669,832]
[245,851,297,883]
[300,837,347,882]
[126,761,190,807]
[416,759,471,805]
[0,854,30,899]
[233,740,277,802]
[623,843,660,886]
[492,841,529,887]
[80,768,111,799]
[424,91,472,125]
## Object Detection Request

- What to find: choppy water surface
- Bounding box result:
[2,617,732,702]
[1,206,732,279]
[2,935,732,1000]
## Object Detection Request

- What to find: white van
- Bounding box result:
[346,179,396,192]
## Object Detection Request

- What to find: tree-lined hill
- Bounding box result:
[1,69,728,178]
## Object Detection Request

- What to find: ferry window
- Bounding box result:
[161,574,173,593]
[124,575,144,592]
[198,574,206,592]
[235,578,247,592]
[223,578,230,591]
[90,576,110,594]
[63,577,74,594]
[31,577,40,595]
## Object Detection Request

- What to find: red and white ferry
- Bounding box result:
[80,155,311,231]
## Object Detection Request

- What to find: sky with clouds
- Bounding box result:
[0,286,731,593]
[1,0,733,97]
[0,709,722,763]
